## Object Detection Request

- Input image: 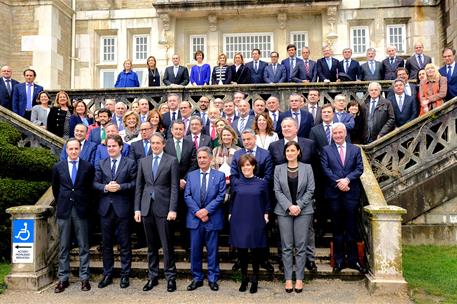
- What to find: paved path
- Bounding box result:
[0,278,413,304]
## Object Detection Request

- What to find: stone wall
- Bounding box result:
[444,0,457,50]
[0,2,12,67]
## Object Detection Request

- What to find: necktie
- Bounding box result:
[193,135,199,150]
[26,83,32,110]
[141,115,146,123]
[370,100,377,117]
[254,61,258,72]
[175,140,181,162]
[327,58,332,70]
[174,66,178,77]
[418,55,423,68]
[447,65,452,80]
[272,112,277,129]
[201,112,206,126]
[70,161,77,185]
[390,58,394,65]
[325,124,331,144]
[337,112,342,122]
[293,112,299,123]
[172,112,176,121]
[272,64,276,74]
[101,127,106,141]
[339,145,345,165]
[290,58,295,70]
[227,117,232,125]
[183,118,189,134]
[345,60,349,73]
[246,149,254,156]
[370,61,375,74]
[239,118,246,132]
[5,79,11,95]
[200,172,207,206]
[143,140,149,156]
[210,125,216,140]
[310,106,316,120]
[398,95,403,112]
[118,117,124,131]
[305,61,310,78]
[152,156,159,180]
[111,159,117,180]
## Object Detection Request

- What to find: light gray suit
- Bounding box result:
[274,162,315,280]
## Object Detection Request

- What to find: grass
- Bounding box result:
[0,263,11,294]
[403,245,457,304]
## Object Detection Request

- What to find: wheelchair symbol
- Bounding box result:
[14,222,31,241]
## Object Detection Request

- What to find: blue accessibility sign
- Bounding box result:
[12,219,34,243]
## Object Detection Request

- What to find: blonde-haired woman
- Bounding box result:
[230,52,251,84]
[115,59,140,88]
[212,53,232,85]
[119,110,140,143]
[419,63,447,115]
[47,91,73,138]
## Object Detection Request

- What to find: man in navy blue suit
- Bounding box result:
[316,45,339,82]
[12,68,43,120]
[94,135,137,289]
[0,65,19,110]
[60,124,97,165]
[52,138,94,293]
[246,48,268,84]
[263,51,286,84]
[281,44,303,82]
[321,123,365,274]
[291,47,317,83]
[87,108,112,144]
[184,147,226,292]
[111,102,127,131]
[338,48,361,81]
[387,79,418,127]
[333,94,355,132]
[233,100,255,138]
[381,46,405,80]
[277,93,314,138]
[162,93,182,131]
[440,48,457,101]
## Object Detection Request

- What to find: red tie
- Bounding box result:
[339,145,345,165]
[210,125,216,140]
[193,135,199,150]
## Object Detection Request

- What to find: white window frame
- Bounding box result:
[223,32,273,61]
[290,31,309,55]
[350,26,369,55]
[99,68,116,89]
[133,34,149,63]
[189,35,207,62]
[386,24,406,54]
[135,68,147,85]
[100,36,117,63]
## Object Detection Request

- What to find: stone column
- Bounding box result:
[364,205,408,295]
[5,205,54,291]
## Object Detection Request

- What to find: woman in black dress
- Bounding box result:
[229,154,270,294]
[142,55,160,87]
[230,52,251,84]
[347,101,364,144]
[47,90,72,138]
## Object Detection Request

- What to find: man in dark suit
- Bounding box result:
[338,48,361,81]
[12,68,43,120]
[60,124,97,165]
[163,54,189,86]
[387,79,418,127]
[333,94,355,132]
[162,93,182,131]
[187,117,212,150]
[321,123,365,274]
[439,48,457,101]
[390,68,418,100]
[93,135,137,289]
[316,45,339,82]
[405,42,432,79]
[138,98,150,123]
[277,93,314,138]
[360,48,383,81]
[192,96,211,131]
[304,89,322,125]
[134,132,179,292]
[129,122,154,162]
[296,47,318,83]
[246,48,267,84]
[111,102,127,131]
[381,46,405,80]
[222,100,238,126]
[52,138,95,293]
[233,99,255,137]
[363,82,396,143]
[266,95,281,130]
[263,51,287,84]
[309,103,334,155]
[87,108,112,144]
[281,44,304,82]
[178,100,193,136]
[0,65,19,110]
[184,147,226,291]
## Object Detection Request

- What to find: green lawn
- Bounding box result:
[403,245,457,304]
[0,263,11,294]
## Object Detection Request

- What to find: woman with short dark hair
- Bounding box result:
[190,50,211,86]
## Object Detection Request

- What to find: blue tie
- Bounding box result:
[447,65,452,80]
[152,156,159,180]
[143,140,149,156]
[272,113,277,129]
[70,161,77,185]
[325,124,331,144]
[118,118,124,131]
[200,172,207,207]
[26,83,32,110]
[172,112,176,121]
[111,159,117,180]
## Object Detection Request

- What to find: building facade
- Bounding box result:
[0,0,453,90]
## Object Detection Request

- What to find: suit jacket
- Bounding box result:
[94,143,130,169]
[277,109,314,139]
[69,115,93,138]
[405,54,432,79]
[60,141,98,165]
[291,60,317,83]
[333,111,355,131]
[184,169,226,230]
[230,147,273,182]
[309,124,330,155]
[0,78,19,110]
[273,162,315,216]
[232,115,255,137]
[52,159,95,219]
[129,139,152,162]
[360,61,383,81]
[185,133,212,149]
[230,64,251,84]
[87,126,102,144]
[164,137,197,179]
[439,64,457,101]
[263,64,287,83]
[268,137,316,166]
[303,105,322,125]
[93,156,137,218]
[162,110,182,132]
[381,57,405,80]
[134,152,179,217]
[316,57,339,82]
[246,60,268,84]
[338,59,361,81]
[12,82,44,117]
[163,65,189,86]
[387,94,418,127]
[362,97,396,143]
[321,142,363,200]
[281,57,304,82]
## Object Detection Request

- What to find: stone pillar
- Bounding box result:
[5,205,54,291]
[364,205,408,295]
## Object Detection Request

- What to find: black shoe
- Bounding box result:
[81,280,91,291]
[232,260,241,271]
[187,280,203,291]
[261,261,274,272]
[98,276,113,289]
[285,288,293,293]
[249,281,258,294]
[349,262,367,274]
[332,265,344,274]
[54,280,69,293]
[305,260,318,273]
[167,279,176,292]
[209,281,219,291]
[239,279,249,292]
[120,277,129,288]
[295,287,303,293]
[143,278,159,291]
